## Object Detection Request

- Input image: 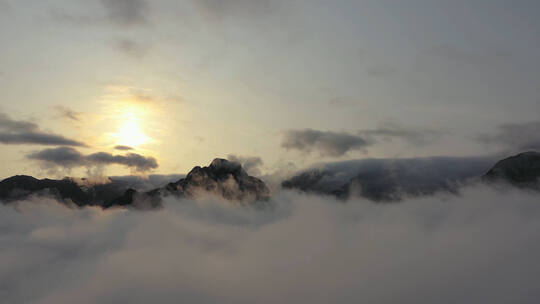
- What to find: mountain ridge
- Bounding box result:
[1,153,539,208]
[0,158,270,208]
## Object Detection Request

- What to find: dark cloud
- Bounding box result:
[227,154,264,176]
[0,133,85,146]
[55,106,82,122]
[282,125,441,157]
[27,146,85,166]
[28,147,158,172]
[111,37,148,58]
[101,0,150,26]
[478,121,540,151]
[114,145,134,151]
[87,152,158,172]
[2,187,540,303]
[0,112,38,132]
[282,155,497,201]
[0,113,86,146]
[282,129,370,157]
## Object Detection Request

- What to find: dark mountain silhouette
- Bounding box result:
[127,158,270,206]
[0,159,270,208]
[0,175,139,207]
[0,175,91,206]
[484,151,540,189]
[164,158,269,201]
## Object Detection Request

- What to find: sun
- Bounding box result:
[114,114,150,148]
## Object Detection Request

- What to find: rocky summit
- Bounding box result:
[154,158,270,202]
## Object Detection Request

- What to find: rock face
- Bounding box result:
[155,158,270,202]
[0,159,270,208]
[484,151,540,188]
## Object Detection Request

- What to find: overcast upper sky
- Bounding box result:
[0,0,539,178]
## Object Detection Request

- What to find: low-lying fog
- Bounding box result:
[1,185,540,304]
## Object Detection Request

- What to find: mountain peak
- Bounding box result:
[207,158,244,175]
[164,158,268,202]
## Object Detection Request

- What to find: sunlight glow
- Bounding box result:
[114,114,150,148]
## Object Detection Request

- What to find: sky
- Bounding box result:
[1,0,539,178]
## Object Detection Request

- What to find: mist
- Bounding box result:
[2,186,540,304]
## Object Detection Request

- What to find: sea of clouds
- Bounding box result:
[1,185,540,304]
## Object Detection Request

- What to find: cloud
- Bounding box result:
[0,113,86,146]
[114,145,134,151]
[0,113,44,133]
[27,147,158,172]
[227,154,263,176]
[55,106,82,122]
[101,0,150,26]
[27,146,85,167]
[0,134,85,147]
[282,129,370,157]
[282,125,442,157]
[282,155,497,201]
[478,121,540,151]
[1,186,540,303]
[87,152,158,172]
